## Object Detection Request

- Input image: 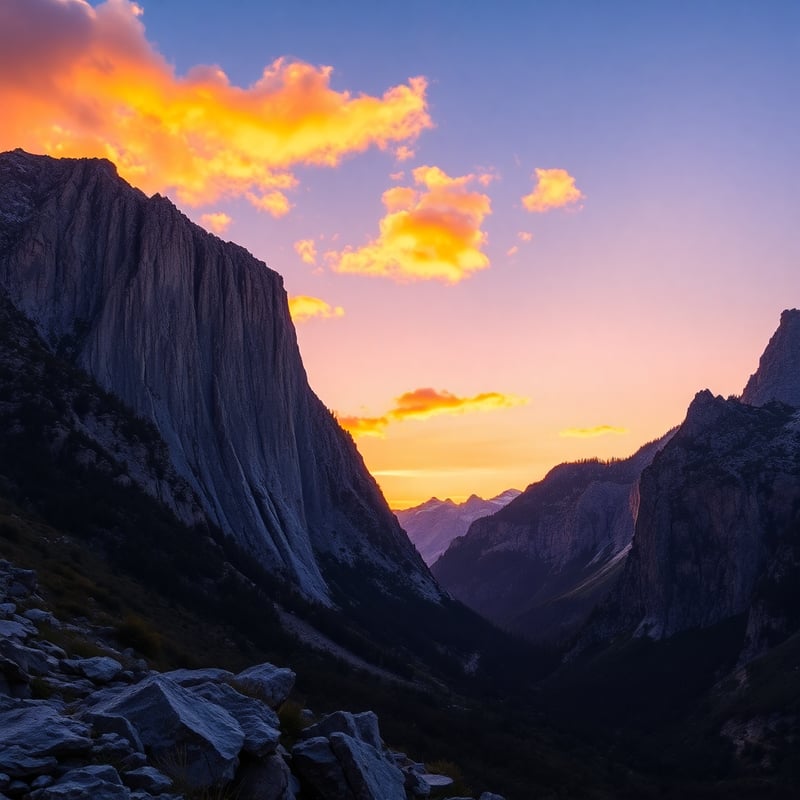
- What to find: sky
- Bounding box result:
[2,0,799,508]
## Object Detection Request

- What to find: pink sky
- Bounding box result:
[2,0,798,507]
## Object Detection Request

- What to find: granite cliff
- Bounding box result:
[0,149,438,605]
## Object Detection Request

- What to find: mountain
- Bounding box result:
[395,489,521,565]
[742,308,800,407]
[432,435,672,642]
[0,149,438,607]
[581,313,800,656]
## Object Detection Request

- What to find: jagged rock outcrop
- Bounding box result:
[0,149,437,604]
[396,490,521,566]
[432,436,672,641]
[584,390,800,649]
[742,308,800,407]
[0,559,504,800]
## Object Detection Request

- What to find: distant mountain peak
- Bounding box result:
[742,308,800,408]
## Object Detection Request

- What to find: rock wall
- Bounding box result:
[0,150,437,604]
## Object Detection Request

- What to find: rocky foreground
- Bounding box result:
[0,560,504,800]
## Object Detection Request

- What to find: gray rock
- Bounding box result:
[90,675,244,790]
[30,775,54,789]
[403,768,431,797]
[22,609,54,625]
[292,737,354,800]
[420,773,455,788]
[0,775,7,792]
[0,604,15,618]
[91,732,136,761]
[82,710,144,752]
[0,700,92,758]
[0,640,55,676]
[329,732,406,800]
[188,680,280,757]
[162,667,234,687]
[235,753,295,800]
[33,765,130,800]
[301,710,382,750]
[0,746,57,777]
[233,663,295,709]
[0,620,33,641]
[479,793,507,800]
[122,766,173,794]
[62,656,123,684]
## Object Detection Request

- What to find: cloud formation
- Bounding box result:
[200,212,232,235]
[522,168,585,213]
[559,425,628,438]
[294,239,318,265]
[327,166,492,283]
[0,0,432,213]
[288,295,345,323]
[338,387,527,437]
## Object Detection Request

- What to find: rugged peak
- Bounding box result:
[742,309,800,408]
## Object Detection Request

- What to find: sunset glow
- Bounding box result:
[5,0,798,508]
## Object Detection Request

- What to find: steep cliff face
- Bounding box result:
[587,390,800,649]
[396,489,521,566]
[432,435,671,641]
[742,309,800,407]
[0,149,438,604]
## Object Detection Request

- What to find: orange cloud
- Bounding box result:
[288,295,345,323]
[559,425,628,438]
[506,245,519,257]
[294,239,318,265]
[338,388,527,437]
[327,165,492,283]
[518,231,533,242]
[395,145,415,162]
[200,212,232,235]
[522,168,585,213]
[0,0,432,212]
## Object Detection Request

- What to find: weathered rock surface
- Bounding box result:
[233,663,295,710]
[0,149,438,605]
[433,435,672,641]
[742,308,800,407]
[584,390,800,648]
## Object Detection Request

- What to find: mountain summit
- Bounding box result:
[742,308,800,407]
[0,149,438,605]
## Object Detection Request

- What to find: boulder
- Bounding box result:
[233,663,295,709]
[292,737,354,800]
[479,793,507,800]
[188,680,280,757]
[82,710,144,752]
[31,765,130,800]
[62,656,123,684]
[89,675,245,790]
[329,732,406,800]
[235,753,295,800]
[162,667,234,687]
[301,710,382,750]
[122,766,173,794]
[0,700,93,758]
[0,747,57,778]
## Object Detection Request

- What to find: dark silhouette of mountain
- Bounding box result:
[396,489,521,565]
[432,436,672,642]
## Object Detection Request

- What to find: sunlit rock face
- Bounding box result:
[0,149,438,604]
[432,436,671,642]
[587,388,800,652]
[742,308,800,408]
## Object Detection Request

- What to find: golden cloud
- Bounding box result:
[200,212,232,235]
[327,165,492,283]
[294,239,318,266]
[506,245,519,257]
[522,168,585,213]
[559,425,628,438]
[288,295,345,323]
[0,0,432,212]
[338,388,527,438]
[518,231,533,242]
